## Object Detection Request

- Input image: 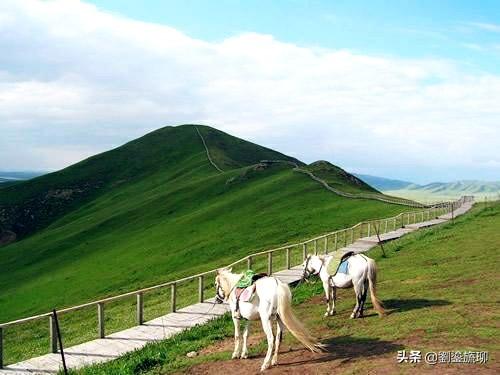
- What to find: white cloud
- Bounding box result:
[0,0,499,182]
[468,22,500,33]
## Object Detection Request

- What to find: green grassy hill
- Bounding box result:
[305,161,379,194]
[76,201,498,375]
[0,124,415,364]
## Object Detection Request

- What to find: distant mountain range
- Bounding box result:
[0,171,45,182]
[355,174,500,200]
[354,174,414,190]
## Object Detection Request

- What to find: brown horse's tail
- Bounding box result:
[367,258,386,317]
[276,281,325,352]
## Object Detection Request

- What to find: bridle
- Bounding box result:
[215,282,225,304]
[214,275,239,304]
[301,255,324,282]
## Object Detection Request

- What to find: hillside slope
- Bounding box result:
[0,125,410,325]
[0,125,300,244]
[307,161,379,194]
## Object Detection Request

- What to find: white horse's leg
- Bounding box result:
[322,279,330,317]
[350,279,362,319]
[358,280,368,318]
[329,286,337,316]
[241,321,251,359]
[232,316,242,359]
[271,318,284,366]
[259,314,275,371]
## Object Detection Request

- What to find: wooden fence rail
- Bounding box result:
[0,195,474,368]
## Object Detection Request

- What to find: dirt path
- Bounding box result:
[184,336,497,375]
[179,287,497,375]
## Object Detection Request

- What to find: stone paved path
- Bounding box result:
[0,201,473,374]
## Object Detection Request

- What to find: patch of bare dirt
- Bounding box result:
[198,330,266,356]
[185,340,497,375]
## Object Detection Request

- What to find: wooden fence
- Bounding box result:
[0,195,474,368]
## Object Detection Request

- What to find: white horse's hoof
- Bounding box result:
[241,353,248,359]
[232,352,239,359]
[324,312,329,317]
[260,364,270,372]
[350,314,355,319]
[271,358,278,366]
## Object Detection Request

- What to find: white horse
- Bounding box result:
[215,268,324,371]
[302,253,385,318]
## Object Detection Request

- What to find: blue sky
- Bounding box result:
[1,0,499,183]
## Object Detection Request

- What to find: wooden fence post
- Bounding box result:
[267,252,273,275]
[350,228,354,244]
[136,293,144,325]
[302,243,307,260]
[344,230,347,246]
[314,240,318,255]
[286,248,291,269]
[51,310,68,374]
[367,223,371,237]
[247,256,252,270]
[384,219,388,233]
[97,303,105,338]
[171,284,177,313]
[324,237,328,254]
[50,314,58,353]
[334,233,338,250]
[198,276,204,303]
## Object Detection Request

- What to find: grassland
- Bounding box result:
[0,125,413,364]
[72,201,498,374]
[383,188,500,203]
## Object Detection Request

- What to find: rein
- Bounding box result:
[300,255,312,283]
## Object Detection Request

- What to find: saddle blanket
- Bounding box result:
[236,269,256,288]
[326,251,352,275]
[235,284,256,302]
[235,270,267,303]
[337,260,349,274]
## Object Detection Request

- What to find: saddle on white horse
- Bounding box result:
[234,270,267,317]
[326,250,354,276]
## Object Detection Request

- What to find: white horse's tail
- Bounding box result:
[276,281,325,352]
[367,258,386,317]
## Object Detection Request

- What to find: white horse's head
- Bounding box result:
[301,255,325,279]
[214,268,232,303]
